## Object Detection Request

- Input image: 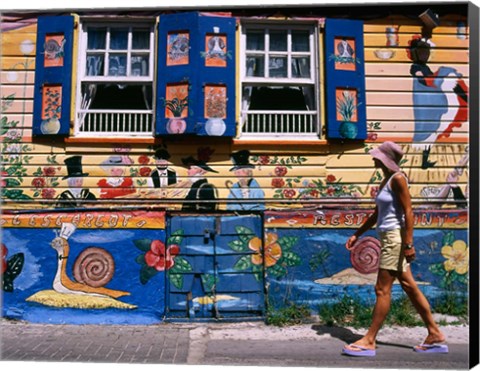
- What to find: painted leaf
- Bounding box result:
[442,232,455,247]
[167,230,184,245]
[235,226,254,243]
[133,239,152,252]
[428,263,445,276]
[282,251,301,266]
[277,236,298,251]
[267,264,287,278]
[170,257,192,273]
[3,278,13,292]
[228,239,247,252]
[168,273,184,289]
[135,254,146,265]
[6,253,24,280]
[201,274,216,293]
[140,265,158,285]
[233,255,252,271]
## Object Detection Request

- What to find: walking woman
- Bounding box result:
[342,141,447,357]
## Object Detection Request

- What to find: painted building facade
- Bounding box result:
[1,3,473,324]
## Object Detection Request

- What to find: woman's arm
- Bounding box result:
[345,207,378,250]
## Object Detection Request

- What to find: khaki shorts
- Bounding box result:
[378,228,409,272]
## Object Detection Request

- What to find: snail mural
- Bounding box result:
[26,223,136,309]
[350,236,381,274]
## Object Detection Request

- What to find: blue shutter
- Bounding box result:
[325,18,366,140]
[156,12,236,137]
[33,16,74,136]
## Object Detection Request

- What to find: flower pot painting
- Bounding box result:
[167,32,189,66]
[44,34,65,68]
[40,85,62,135]
[336,88,359,139]
[163,83,189,134]
[204,85,227,136]
[333,37,356,71]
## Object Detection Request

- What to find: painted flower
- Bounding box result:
[309,189,320,198]
[248,233,282,268]
[140,167,151,177]
[326,174,336,183]
[5,144,21,160]
[6,129,22,141]
[32,177,46,188]
[138,155,150,165]
[271,178,285,188]
[145,240,179,271]
[370,186,379,198]
[274,166,288,177]
[326,186,336,196]
[1,171,8,188]
[283,189,296,199]
[1,243,7,274]
[367,133,378,141]
[41,188,56,199]
[441,240,469,275]
[258,156,270,165]
[43,166,56,176]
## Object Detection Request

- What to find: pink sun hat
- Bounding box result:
[369,141,404,173]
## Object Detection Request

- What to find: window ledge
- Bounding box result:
[232,138,328,146]
[65,137,157,144]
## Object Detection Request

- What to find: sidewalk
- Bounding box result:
[0,318,470,369]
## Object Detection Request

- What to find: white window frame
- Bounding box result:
[75,19,156,138]
[239,20,321,140]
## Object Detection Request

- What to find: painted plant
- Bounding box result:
[135,230,192,288]
[31,155,61,200]
[1,93,32,200]
[230,227,301,280]
[429,232,468,292]
[1,243,25,292]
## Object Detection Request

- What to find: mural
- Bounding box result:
[407,34,469,169]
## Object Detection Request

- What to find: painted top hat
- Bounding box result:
[63,156,89,179]
[181,156,218,173]
[230,150,255,171]
[153,148,171,160]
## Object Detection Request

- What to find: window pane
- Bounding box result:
[86,54,104,76]
[108,54,127,76]
[246,56,264,77]
[131,55,149,76]
[292,57,310,78]
[269,56,287,78]
[246,31,264,50]
[132,29,150,49]
[292,31,310,52]
[87,28,106,49]
[86,83,152,110]
[270,30,287,51]
[110,28,128,50]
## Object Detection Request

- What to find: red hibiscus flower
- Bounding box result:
[283,189,296,198]
[32,177,46,188]
[326,186,336,196]
[140,167,151,177]
[259,156,270,165]
[309,189,320,198]
[367,133,378,141]
[138,155,150,165]
[41,188,56,199]
[1,243,7,274]
[145,240,179,271]
[274,166,288,177]
[326,174,336,183]
[271,178,285,188]
[43,167,56,176]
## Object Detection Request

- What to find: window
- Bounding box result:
[240,22,320,139]
[75,21,155,137]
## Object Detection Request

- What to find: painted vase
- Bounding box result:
[40,118,61,135]
[205,118,226,136]
[339,121,358,139]
[166,118,187,134]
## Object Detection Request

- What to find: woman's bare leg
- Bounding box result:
[345,269,396,351]
[398,266,446,344]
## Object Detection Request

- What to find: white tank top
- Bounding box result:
[375,172,407,232]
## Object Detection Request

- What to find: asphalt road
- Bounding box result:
[0,319,471,370]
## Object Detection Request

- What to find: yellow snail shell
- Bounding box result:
[73,247,115,288]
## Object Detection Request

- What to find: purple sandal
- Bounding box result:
[342,344,376,357]
[414,343,449,353]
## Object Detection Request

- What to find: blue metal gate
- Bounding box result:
[166,214,265,319]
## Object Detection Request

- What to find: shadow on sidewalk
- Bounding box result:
[311,325,412,349]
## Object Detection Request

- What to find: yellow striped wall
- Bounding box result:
[0,12,470,210]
